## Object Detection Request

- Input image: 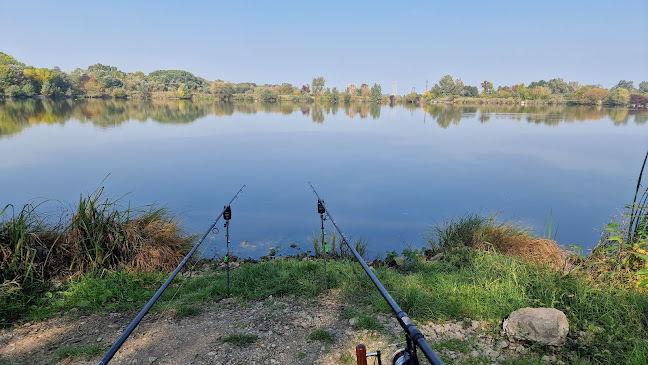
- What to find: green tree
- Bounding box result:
[360,84,371,98]
[439,75,455,94]
[608,88,630,105]
[330,87,339,103]
[311,76,325,95]
[613,80,634,92]
[481,80,494,95]
[177,84,191,99]
[530,86,551,100]
[254,87,278,102]
[547,78,571,94]
[528,80,548,89]
[279,83,294,95]
[0,52,25,67]
[638,81,648,93]
[462,85,479,97]
[405,91,419,103]
[342,91,351,104]
[370,83,382,103]
[211,81,235,101]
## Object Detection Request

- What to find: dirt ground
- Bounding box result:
[0,290,541,365]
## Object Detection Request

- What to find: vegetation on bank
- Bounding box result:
[0,187,191,324]
[2,51,647,107]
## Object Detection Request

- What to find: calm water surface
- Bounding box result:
[1,99,647,258]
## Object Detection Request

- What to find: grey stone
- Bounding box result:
[503,307,569,346]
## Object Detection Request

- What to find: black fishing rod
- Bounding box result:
[98,185,246,365]
[308,183,443,365]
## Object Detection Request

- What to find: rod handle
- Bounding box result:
[356,344,368,365]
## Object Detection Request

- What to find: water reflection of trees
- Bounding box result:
[0,99,646,137]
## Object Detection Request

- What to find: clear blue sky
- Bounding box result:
[1,0,646,92]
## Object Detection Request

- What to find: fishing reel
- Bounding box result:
[357,343,419,365]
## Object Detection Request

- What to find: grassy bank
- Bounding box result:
[7,254,645,364]
[0,187,191,324]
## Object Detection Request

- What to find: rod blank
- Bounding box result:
[98,185,245,365]
[308,182,443,365]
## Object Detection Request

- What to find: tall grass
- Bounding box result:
[428,212,565,269]
[0,187,191,324]
[310,231,368,260]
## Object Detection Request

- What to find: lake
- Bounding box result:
[1,99,646,259]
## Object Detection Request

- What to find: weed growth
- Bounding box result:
[220,334,258,346]
[308,328,336,344]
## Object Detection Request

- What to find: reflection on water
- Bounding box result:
[1,99,646,137]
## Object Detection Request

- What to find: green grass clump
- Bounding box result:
[0,186,191,326]
[342,308,385,332]
[220,334,258,346]
[174,304,200,317]
[55,344,109,360]
[308,328,336,344]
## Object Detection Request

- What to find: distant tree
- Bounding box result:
[280,83,294,95]
[454,78,465,96]
[574,86,610,105]
[429,84,441,98]
[330,87,339,103]
[342,91,351,103]
[462,85,479,97]
[530,86,551,100]
[528,80,548,89]
[360,84,371,98]
[370,83,382,103]
[613,80,634,92]
[311,76,325,95]
[512,83,530,99]
[0,52,26,67]
[211,81,235,101]
[301,84,310,94]
[86,63,124,91]
[405,91,419,103]
[639,81,648,93]
[177,84,191,99]
[254,87,278,102]
[439,75,455,94]
[21,83,35,97]
[347,84,357,97]
[608,88,630,105]
[112,88,128,99]
[547,78,571,94]
[481,80,494,95]
[149,70,202,91]
[568,81,581,91]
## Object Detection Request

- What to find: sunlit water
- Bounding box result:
[1,99,646,258]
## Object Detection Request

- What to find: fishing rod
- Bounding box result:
[308,183,443,365]
[98,185,246,365]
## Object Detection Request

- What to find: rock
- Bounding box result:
[207,351,217,356]
[148,356,157,363]
[349,318,358,326]
[503,307,569,346]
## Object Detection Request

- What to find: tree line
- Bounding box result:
[1,52,646,107]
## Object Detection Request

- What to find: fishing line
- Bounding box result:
[308,182,443,365]
[99,185,245,365]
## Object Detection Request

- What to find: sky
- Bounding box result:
[1,0,647,92]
